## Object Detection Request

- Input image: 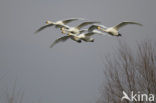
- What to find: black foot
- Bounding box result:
[77,40,82,43]
[91,39,94,42]
[118,33,122,36]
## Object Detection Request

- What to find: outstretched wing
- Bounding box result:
[62,18,84,24]
[84,32,96,36]
[76,21,100,29]
[50,36,70,48]
[113,21,143,30]
[57,24,70,29]
[35,24,54,33]
[85,30,106,37]
[92,30,107,35]
[79,29,88,34]
[88,24,107,32]
[88,25,98,32]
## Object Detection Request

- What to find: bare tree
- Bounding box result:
[5,84,24,103]
[97,40,156,103]
[0,80,24,103]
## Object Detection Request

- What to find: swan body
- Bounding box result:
[35,18,143,48]
[61,21,100,35]
[35,18,84,33]
[50,30,105,48]
[88,21,143,36]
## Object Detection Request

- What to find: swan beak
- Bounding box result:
[61,27,66,34]
[45,20,52,24]
[97,26,101,30]
[61,27,65,30]
[61,30,66,34]
[118,33,122,36]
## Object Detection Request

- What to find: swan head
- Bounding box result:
[61,31,65,34]
[61,30,66,34]
[60,27,67,34]
[97,26,101,30]
[45,20,53,24]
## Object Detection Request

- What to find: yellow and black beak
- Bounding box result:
[61,31,65,34]
[118,33,122,36]
[61,27,66,34]
[45,20,52,24]
[97,26,101,30]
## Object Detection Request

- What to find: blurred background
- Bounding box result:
[0,0,156,103]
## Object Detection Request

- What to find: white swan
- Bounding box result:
[50,30,105,48]
[35,18,84,33]
[88,21,143,36]
[61,21,100,35]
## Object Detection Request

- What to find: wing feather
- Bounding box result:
[76,21,100,29]
[85,30,106,36]
[50,36,70,48]
[88,24,107,32]
[84,32,96,36]
[62,18,84,24]
[35,24,54,33]
[113,21,143,30]
[88,25,98,32]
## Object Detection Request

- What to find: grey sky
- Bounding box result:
[0,0,156,103]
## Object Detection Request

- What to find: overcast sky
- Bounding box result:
[0,0,156,103]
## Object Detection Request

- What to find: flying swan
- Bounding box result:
[35,18,84,33]
[60,21,100,34]
[50,30,106,48]
[88,21,143,36]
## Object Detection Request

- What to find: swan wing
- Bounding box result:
[85,30,107,37]
[56,23,70,29]
[84,32,96,36]
[76,21,100,29]
[50,36,70,48]
[35,24,54,33]
[113,21,143,30]
[92,30,107,36]
[79,29,88,34]
[88,24,107,32]
[62,18,84,24]
[88,25,99,32]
